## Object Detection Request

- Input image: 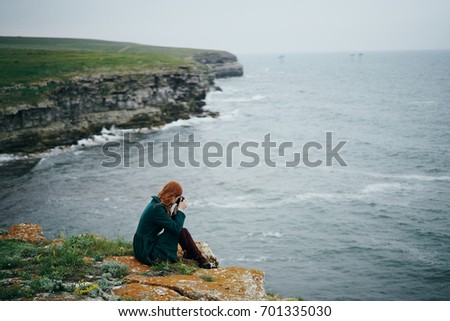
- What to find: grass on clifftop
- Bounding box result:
[0,36,215,109]
[0,234,133,300]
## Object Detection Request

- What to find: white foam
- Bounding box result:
[407,100,437,105]
[366,172,450,182]
[237,256,268,263]
[292,192,339,202]
[400,174,450,182]
[0,153,29,163]
[263,231,284,238]
[362,182,404,194]
[206,201,260,209]
[242,231,284,239]
[32,157,55,171]
[74,125,137,148]
[159,116,216,130]
[215,95,268,103]
[219,109,240,121]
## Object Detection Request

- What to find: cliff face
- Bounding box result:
[0,71,213,153]
[0,50,243,154]
[193,51,244,78]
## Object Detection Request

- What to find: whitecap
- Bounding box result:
[361,182,404,194]
[407,100,437,105]
[365,172,450,182]
[206,201,260,209]
[214,95,268,103]
[0,153,29,163]
[291,192,340,202]
[263,231,284,238]
[236,256,268,263]
[159,115,215,130]
[31,157,55,171]
[34,146,70,159]
[219,109,240,121]
[74,125,136,148]
[400,174,450,182]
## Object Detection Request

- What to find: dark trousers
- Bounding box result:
[179,228,206,264]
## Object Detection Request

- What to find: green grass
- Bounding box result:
[0,36,217,108]
[0,36,216,57]
[266,292,304,301]
[198,275,215,282]
[0,49,193,87]
[0,285,33,301]
[64,234,133,258]
[0,235,133,300]
[148,261,199,276]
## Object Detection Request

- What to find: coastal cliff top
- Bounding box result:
[0,223,272,301]
[0,36,238,108]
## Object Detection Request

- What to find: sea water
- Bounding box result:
[1,51,449,300]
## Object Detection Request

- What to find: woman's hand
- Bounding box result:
[178,198,188,211]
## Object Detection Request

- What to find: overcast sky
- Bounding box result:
[1,0,450,54]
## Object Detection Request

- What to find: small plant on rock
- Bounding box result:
[101,261,129,278]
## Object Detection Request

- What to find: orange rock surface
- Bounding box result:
[177,241,219,267]
[0,223,47,244]
[113,283,191,301]
[104,256,150,274]
[122,266,267,301]
[1,223,268,301]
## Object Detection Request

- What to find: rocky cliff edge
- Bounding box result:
[0,223,267,301]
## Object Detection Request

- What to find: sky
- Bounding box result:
[1,0,450,54]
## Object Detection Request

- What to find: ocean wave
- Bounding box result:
[263,231,284,238]
[236,256,268,263]
[159,115,216,130]
[366,172,450,182]
[400,174,450,181]
[361,182,405,194]
[197,182,414,209]
[242,231,284,239]
[74,126,138,148]
[0,153,30,164]
[407,100,437,105]
[219,109,240,121]
[32,157,55,171]
[214,95,268,103]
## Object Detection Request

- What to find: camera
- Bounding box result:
[176,196,185,205]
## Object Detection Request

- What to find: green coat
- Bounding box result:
[133,196,185,265]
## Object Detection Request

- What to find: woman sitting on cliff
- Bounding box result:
[133,181,215,269]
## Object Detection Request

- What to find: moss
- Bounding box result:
[266,292,304,301]
[0,285,34,300]
[101,261,129,278]
[0,234,134,300]
[29,276,62,293]
[74,283,102,297]
[198,275,215,282]
[148,261,199,276]
[0,239,40,271]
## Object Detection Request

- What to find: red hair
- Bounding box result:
[157,181,183,214]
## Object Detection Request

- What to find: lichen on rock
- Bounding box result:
[0,223,268,301]
[0,223,47,244]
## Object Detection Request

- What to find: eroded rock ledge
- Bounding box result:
[194,51,244,78]
[0,40,244,154]
[0,223,267,301]
[0,71,215,154]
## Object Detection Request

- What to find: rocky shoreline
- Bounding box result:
[0,223,269,301]
[0,51,243,154]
